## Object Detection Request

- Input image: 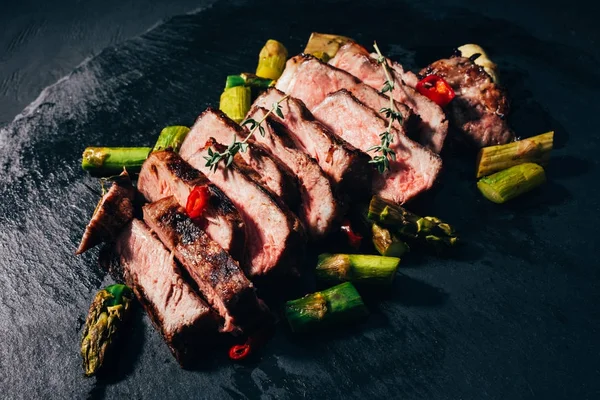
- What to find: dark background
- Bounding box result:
[1,0,599,399]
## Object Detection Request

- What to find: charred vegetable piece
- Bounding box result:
[81,284,134,376]
[256,39,288,80]
[457,44,498,82]
[368,196,458,251]
[303,32,353,62]
[477,162,546,204]
[285,282,368,333]
[225,73,275,90]
[316,253,401,286]
[372,223,409,257]
[476,131,553,178]
[219,86,251,123]
[153,126,190,153]
[81,147,151,177]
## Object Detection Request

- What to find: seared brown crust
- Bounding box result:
[76,170,135,254]
[420,56,514,147]
[143,196,267,332]
[138,150,246,263]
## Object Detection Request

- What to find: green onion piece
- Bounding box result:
[316,253,401,285]
[153,126,190,153]
[225,75,246,89]
[477,162,546,204]
[81,147,152,177]
[256,39,288,80]
[371,223,410,257]
[303,33,354,62]
[219,86,251,123]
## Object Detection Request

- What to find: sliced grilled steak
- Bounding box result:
[143,196,268,333]
[137,150,245,263]
[312,90,442,204]
[178,109,300,210]
[76,170,135,254]
[276,55,413,131]
[115,219,218,366]
[180,136,306,277]
[253,88,372,195]
[419,56,514,147]
[329,42,449,153]
[246,106,342,238]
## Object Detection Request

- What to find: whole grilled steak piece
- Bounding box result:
[178,109,300,210]
[76,170,135,254]
[329,42,449,153]
[245,106,342,238]
[253,88,372,195]
[115,219,218,366]
[275,55,413,131]
[312,90,442,204]
[143,196,268,333]
[180,136,306,277]
[137,150,245,263]
[419,56,514,147]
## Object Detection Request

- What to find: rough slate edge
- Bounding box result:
[0,0,599,399]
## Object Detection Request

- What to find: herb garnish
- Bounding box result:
[368,42,403,174]
[204,94,290,171]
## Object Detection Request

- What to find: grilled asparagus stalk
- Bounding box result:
[316,253,401,285]
[476,131,553,178]
[303,33,353,62]
[81,147,151,177]
[477,162,546,204]
[368,196,458,251]
[225,73,275,89]
[81,284,134,376]
[153,126,190,153]
[372,223,409,257]
[256,39,288,80]
[284,282,368,333]
[219,86,251,123]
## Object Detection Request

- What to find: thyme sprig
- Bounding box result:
[367,42,403,173]
[204,95,289,171]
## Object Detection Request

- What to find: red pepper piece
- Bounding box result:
[186,185,210,219]
[228,325,274,362]
[415,75,456,107]
[229,343,252,361]
[340,219,363,249]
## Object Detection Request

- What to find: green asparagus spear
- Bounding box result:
[316,253,401,285]
[476,131,553,178]
[368,196,458,251]
[81,284,134,376]
[477,162,546,204]
[153,126,190,152]
[81,147,151,177]
[303,33,354,62]
[284,282,368,333]
[219,86,251,123]
[371,223,409,257]
[256,39,288,80]
[225,73,275,89]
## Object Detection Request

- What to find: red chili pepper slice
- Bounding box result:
[415,75,456,107]
[340,219,363,249]
[186,185,210,219]
[229,343,252,361]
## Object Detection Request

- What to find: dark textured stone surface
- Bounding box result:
[0,0,599,398]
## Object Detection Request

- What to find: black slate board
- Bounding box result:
[1,0,599,398]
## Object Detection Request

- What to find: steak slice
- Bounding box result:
[137,150,245,263]
[178,109,300,210]
[275,55,413,131]
[76,170,135,255]
[245,105,342,238]
[329,42,449,153]
[419,56,514,147]
[115,219,218,366]
[312,90,442,204]
[253,88,372,195]
[143,196,267,333]
[180,138,306,277]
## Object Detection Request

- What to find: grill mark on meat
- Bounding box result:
[419,56,514,147]
[115,219,218,366]
[253,88,372,197]
[329,42,449,153]
[181,136,306,278]
[143,196,268,333]
[138,151,245,263]
[179,108,301,210]
[312,89,442,204]
[245,105,343,238]
[76,170,135,254]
